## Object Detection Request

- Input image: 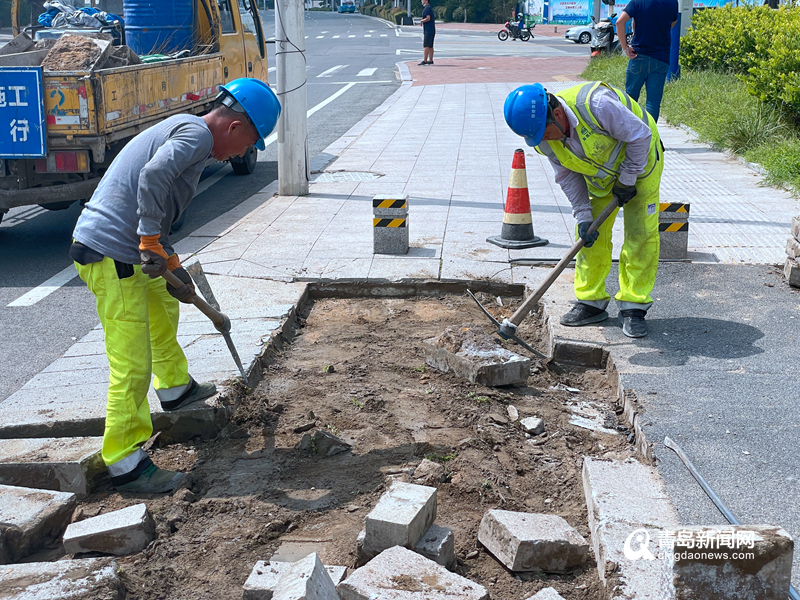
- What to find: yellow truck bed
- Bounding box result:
[46,54,225,140]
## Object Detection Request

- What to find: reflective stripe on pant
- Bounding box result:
[574,154,664,310]
[75,258,189,475]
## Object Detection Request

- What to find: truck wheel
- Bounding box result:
[231,146,258,175]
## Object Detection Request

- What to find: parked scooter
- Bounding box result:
[589,13,632,56]
[498,19,535,41]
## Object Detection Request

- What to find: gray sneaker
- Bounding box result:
[560,303,608,327]
[115,463,185,494]
[160,379,217,411]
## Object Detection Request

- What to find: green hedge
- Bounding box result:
[681,5,800,113]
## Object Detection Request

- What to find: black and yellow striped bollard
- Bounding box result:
[659,202,690,260]
[373,194,409,255]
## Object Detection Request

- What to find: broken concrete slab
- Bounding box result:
[423,324,531,387]
[0,382,232,443]
[568,414,619,436]
[477,509,589,573]
[525,588,565,600]
[0,437,104,497]
[298,430,351,457]
[244,561,347,600]
[412,458,445,486]
[582,457,679,599]
[363,481,437,558]
[0,558,123,599]
[414,523,455,569]
[519,417,544,435]
[63,503,155,556]
[663,524,792,599]
[0,484,76,564]
[273,552,340,600]
[338,545,489,600]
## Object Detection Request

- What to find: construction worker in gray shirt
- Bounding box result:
[70,78,281,494]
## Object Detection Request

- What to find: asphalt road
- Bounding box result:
[0,13,586,402]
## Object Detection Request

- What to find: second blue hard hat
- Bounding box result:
[504,83,548,147]
[218,78,282,151]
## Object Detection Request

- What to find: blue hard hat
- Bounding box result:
[218,78,281,151]
[504,84,548,147]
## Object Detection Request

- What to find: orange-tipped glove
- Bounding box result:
[139,235,169,278]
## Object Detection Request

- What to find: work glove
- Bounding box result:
[166,264,196,304]
[139,235,169,278]
[578,222,599,248]
[612,182,637,207]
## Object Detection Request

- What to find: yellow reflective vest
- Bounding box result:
[535,81,660,197]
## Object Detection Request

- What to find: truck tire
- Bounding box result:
[231,146,258,175]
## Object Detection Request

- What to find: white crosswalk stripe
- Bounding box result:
[317,64,348,77]
[357,68,377,77]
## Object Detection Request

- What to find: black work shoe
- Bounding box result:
[160,379,217,411]
[618,309,648,338]
[115,464,185,494]
[560,303,608,327]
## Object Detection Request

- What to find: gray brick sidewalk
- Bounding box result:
[2,70,799,593]
[2,71,796,438]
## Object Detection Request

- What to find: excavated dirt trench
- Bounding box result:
[66,292,636,599]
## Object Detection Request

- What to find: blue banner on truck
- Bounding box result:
[0,68,46,159]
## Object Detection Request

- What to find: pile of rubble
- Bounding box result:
[0,31,141,71]
[785,215,800,287]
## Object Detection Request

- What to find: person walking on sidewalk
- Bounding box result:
[70,79,281,494]
[504,81,664,338]
[615,0,678,122]
[419,0,435,65]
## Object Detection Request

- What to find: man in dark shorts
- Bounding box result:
[419,0,435,65]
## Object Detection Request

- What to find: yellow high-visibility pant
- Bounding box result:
[75,258,189,474]
[574,155,664,311]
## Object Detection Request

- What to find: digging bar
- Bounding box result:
[468,197,618,357]
[161,266,250,387]
[664,436,800,600]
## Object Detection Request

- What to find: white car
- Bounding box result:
[565,25,593,44]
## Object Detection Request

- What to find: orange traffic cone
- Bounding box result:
[487,149,549,249]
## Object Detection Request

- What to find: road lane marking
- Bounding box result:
[317,64,347,77]
[0,206,48,229]
[8,264,79,307]
[364,34,371,37]
[357,68,377,76]
[332,35,340,38]
[348,34,355,38]
[316,35,324,38]
[381,34,387,36]
[12,82,365,307]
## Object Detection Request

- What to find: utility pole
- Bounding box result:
[276,0,309,196]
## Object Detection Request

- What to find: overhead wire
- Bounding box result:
[273,0,307,96]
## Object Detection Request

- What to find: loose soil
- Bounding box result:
[42,36,103,72]
[69,294,636,600]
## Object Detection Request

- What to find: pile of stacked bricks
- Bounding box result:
[785,216,800,287]
[0,436,148,597]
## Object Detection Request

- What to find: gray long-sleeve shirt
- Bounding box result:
[549,88,652,224]
[73,115,213,264]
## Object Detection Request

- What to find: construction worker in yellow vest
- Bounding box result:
[504,81,664,338]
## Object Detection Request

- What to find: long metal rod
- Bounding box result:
[664,436,800,600]
[507,198,618,327]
